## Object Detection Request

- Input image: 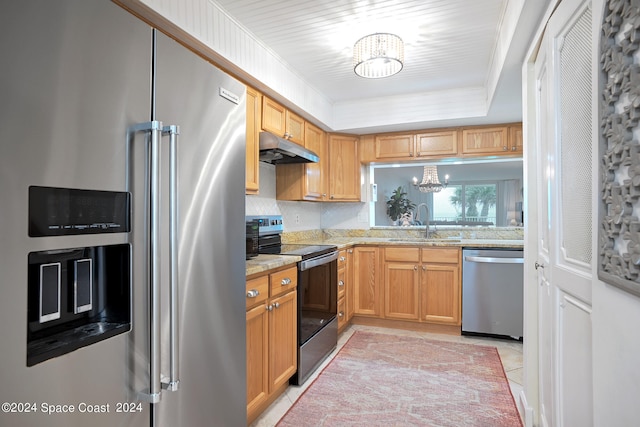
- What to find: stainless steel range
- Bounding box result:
[246,215,338,385]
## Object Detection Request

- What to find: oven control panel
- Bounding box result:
[246,215,283,236]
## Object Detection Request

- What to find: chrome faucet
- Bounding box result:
[415,203,431,238]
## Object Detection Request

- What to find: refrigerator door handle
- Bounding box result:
[130,121,163,404]
[162,124,180,392]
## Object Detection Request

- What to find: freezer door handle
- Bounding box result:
[464,255,524,264]
[162,124,180,392]
[130,120,163,403]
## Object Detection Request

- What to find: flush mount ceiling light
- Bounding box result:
[412,165,449,193]
[353,33,404,79]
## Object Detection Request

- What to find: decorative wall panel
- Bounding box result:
[599,0,640,296]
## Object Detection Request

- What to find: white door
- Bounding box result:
[533,0,594,426]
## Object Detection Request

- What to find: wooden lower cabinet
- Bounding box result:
[337,247,354,332]
[365,246,461,327]
[246,266,297,425]
[353,246,381,317]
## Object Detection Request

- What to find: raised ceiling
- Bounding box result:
[213,0,550,133]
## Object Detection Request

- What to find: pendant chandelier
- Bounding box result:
[412,165,449,193]
[353,33,404,79]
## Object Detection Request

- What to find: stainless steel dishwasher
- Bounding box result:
[462,248,524,339]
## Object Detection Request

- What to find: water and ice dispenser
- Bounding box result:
[27,186,132,366]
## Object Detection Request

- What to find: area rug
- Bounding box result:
[277,331,522,427]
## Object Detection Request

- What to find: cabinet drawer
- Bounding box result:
[338,268,346,299]
[338,249,349,268]
[337,296,347,330]
[270,266,298,297]
[385,247,420,262]
[246,275,269,309]
[421,248,459,264]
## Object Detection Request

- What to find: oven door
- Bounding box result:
[298,251,338,345]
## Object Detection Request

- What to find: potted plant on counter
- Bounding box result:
[386,186,415,225]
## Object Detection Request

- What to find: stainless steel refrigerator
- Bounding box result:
[0,1,246,426]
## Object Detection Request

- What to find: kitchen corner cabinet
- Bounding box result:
[246,266,297,424]
[261,96,304,145]
[337,247,354,332]
[353,246,381,317]
[276,122,325,201]
[327,134,360,201]
[461,123,522,156]
[246,87,261,194]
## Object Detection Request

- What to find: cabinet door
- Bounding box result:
[328,134,360,201]
[269,290,297,392]
[415,130,458,157]
[508,123,523,154]
[375,134,415,159]
[303,122,325,199]
[246,87,261,194]
[384,262,419,320]
[246,303,268,420]
[461,126,509,155]
[345,248,355,321]
[261,96,286,137]
[286,110,305,145]
[420,264,460,325]
[353,246,380,317]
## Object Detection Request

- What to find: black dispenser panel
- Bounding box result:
[27,244,131,366]
[29,186,130,237]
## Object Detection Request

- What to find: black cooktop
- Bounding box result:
[260,243,337,260]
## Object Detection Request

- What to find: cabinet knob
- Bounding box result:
[503,146,508,151]
[281,278,292,285]
[330,195,334,199]
[417,152,421,156]
[274,302,280,309]
[422,266,427,271]
[246,289,259,298]
[339,256,346,262]
[512,146,517,151]
[414,265,418,270]
[338,311,344,318]
[266,304,273,311]
[338,280,345,287]
[409,152,414,157]
[347,249,353,254]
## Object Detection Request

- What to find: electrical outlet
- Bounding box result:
[295,214,300,224]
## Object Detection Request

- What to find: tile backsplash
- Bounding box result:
[246,162,370,231]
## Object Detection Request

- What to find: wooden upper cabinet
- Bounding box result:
[246,87,261,195]
[261,96,304,145]
[461,125,510,155]
[508,123,523,154]
[375,134,415,159]
[275,122,325,201]
[261,97,286,136]
[415,130,458,157]
[327,134,360,201]
[285,110,305,145]
[373,130,458,161]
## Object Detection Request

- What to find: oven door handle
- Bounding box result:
[299,251,339,271]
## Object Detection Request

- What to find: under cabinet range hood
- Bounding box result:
[259,131,319,164]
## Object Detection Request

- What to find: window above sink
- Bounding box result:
[370,158,523,228]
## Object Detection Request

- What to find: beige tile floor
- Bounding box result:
[250,324,524,427]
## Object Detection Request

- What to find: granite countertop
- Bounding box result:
[292,237,524,250]
[245,237,523,277]
[246,254,301,277]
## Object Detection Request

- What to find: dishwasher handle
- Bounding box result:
[464,255,524,264]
